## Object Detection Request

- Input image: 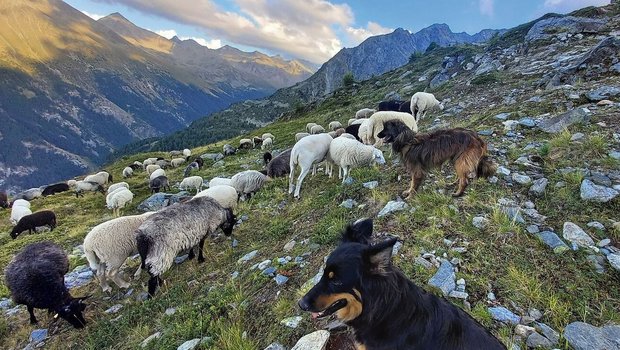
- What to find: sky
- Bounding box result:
[65,0,611,64]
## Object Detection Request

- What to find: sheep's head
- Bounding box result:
[9,227,20,239]
[372,148,386,165]
[221,208,237,236]
[57,297,88,329]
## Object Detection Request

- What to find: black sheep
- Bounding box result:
[149,176,170,194]
[263,152,273,165]
[378,100,405,112]
[0,191,8,208]
[194,157,204,169]
[129,163,142,171]
[345,124,362,142]
[266,149,292,178]
[42,183,70,196]
[398,100,413,115]
[10,210,57,239]
[5,241,88,328]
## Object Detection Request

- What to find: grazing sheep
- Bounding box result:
[149,168,166,181]
[194,185,238,209]
[179,176,204,194]
[310,125,325,134]
[231,170,269,200]
[42,183,70,196]
[10,200,32,225]
[149,176,170,194]
[329,121,343,131]
[122,167,134,178]
[193,157,204,169]
[106,188,134,217]
[223,144,236,156]
[355,108,376,119]
[263,152,273,166]
[0,191,8,208]
[133,160,143,167]
[75,181,105,197]
[183,149,192,157]
[171,158,186,168]
[239,138,254,150]
[253,136,264,146]
[358,119,372,144]
[261,137,273,150]
[339,133,357,140]
[410,92,444,121]
[295,132,310,141]
[266,148,292,178]
[156,159,170,169]
[170,150,182,157]
[345,124,363,142]
[399,100,412,114]
[67,179,77,188]
[261,133,275,141]
[183,162,199,177]
[366,111,418,146]
[129,163,142,171]
[289,133,333,198]
[14,188,43,201]
[209,177,232,188]
[146,164,161,175]
[10,210,57,239]
[5,242,88,328]
[136,196,237,296]
[143,158,155,169]
[84,171,112,185]
[328,137,386,183]
[84,212,155,292]
[328,131,337,138]
[378,100,406,112]
[107,182,129,194]
[306,123,318,133]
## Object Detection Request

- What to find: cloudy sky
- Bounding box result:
[67,0,611,64]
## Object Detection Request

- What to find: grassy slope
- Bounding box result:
[1,34,620,350]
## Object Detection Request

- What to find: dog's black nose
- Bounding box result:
[298,298,310,311]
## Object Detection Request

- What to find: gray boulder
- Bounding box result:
[200,153,224,162]
[291,330,330,350]
[563,222,595,248]
[563,322,620,350]
[538,107,590,133]
[137,192,191,212]
[428,261,455,296]
[580,179,619,203]
[587,86,620,102]
[526,16,606,41]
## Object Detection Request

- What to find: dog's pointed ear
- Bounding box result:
[341,218,373,244]
[363,238,398,275]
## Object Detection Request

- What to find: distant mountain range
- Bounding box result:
[115,23,503,155]
[0,0,315,192]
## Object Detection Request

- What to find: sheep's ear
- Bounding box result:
[363,238,397,275]
[341,218,373,244]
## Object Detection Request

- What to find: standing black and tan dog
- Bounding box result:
[299,219,506,350]
[377,119,496,198]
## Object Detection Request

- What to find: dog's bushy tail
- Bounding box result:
[477,156,497,178]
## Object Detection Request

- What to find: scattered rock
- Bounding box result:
[535,322,559,345]
[512,173,532,185]
[571,132,585,141]
[0,298,13,310]
[478,129,494,136]
[526,225,540,234]
[563,222,595,248]
[519,118,536,128]
[64,265,94,289]
[174,255,189,265]
[391,241,403,256]
[137,192,191,212]
[597,99,614,106]
[472,216,489,229]
[607,253,620,271]
[503,120,520,131]
[165,307,177,316]
[281,316,303,329]
[448,291,469,299]
[177,338,201,350]
[284,240,296,252]
[488,306,520,325]
[415,257,433,269]
[494,112,512,120]
[378,200,408,217]
[526,332,554,349]
[141,332,162,348]
[536,231,570,254]
[609,151,620,160]
[362,180,379,189]
[264,343,287,350]
[274,274,289,285]
[529,178,548,196]
[29,329,48,344]
[587,221,606,231]
[339,199,357,209]
[291,330,330,350]
[498,198,525,224]
[497,166,511,176]
[580,179,618,203]
[105,304,123,314]
[428,261,455,296]
[525,16,606,42]
[586,86,620,102]
[238,250,258,263]
[564,322,620,350]
[212,160,225,168]
[538,107,590,133]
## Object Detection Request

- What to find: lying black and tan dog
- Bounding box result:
[377,119,496,198]
[299,218,506,350]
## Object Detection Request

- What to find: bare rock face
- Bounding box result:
[525,16,606,41]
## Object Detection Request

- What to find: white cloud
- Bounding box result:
[155,29,178,39]
[81,10,105,20]
[345,21,393,46]
[543,0,610,12]
[179,36,223,49]
[479,0,494,17]
[91,0,391,64]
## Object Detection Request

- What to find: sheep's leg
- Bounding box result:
[110,268,130,289]
[188,247,195,260]
[197,237,206,263]
[147,275,161,297]
[27,305,38,324]
[288,165,296,195]
[338,166,343,179]
[341,166,350,184]
[98,264,112,293]
[312,164,317,176]
[294,166,311,198]
[133,265,142,279]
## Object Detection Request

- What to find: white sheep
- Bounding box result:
[179,176,204,194]
[365,111,418,146]
[410,92,444,121]
[171,157,186,168]
[306,123,318,133]
[75,181,105,197]
[209,177,232,188]
[356,108,376,119]
[329,121,343,131]
[339,133,357,140]
[182,148,192,157]
[67,179,77,188]
[107,182,129,194]
[348,118,357,126]
[295,132,310,142]
[231,170,269,200]
[10,200,32,226]
[106,188,134,217]
[133,161,143,167]
[142,158,155,169]
[194,185,238,209]
[84,171,112,185]
[122,167,133,178]
[261,137,273,150]
[310,125,325,134]
[149,168,166,181]
[328,136,386,183]
[358,119,372,144]
[145,164,161,175]
[350,118,367,126]
[289,133,333,198]
[239,138,255,149]
[83,212,155,292]
[261,133,275,141]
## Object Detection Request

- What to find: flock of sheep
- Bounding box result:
[0,91,444,330]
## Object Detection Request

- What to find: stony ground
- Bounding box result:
[1,4,620,350]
